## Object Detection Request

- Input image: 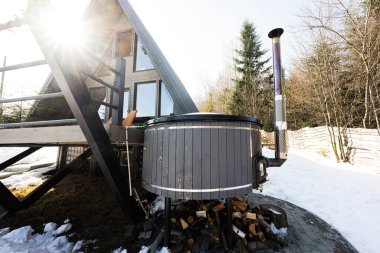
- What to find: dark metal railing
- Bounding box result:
[82,72,120,93]
[92,99,118,109]
[0,60,46,72]
[0,92,63,104]
[0,119,77,128]
[0,41,126,128]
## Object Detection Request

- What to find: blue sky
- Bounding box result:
[0,0,310,101]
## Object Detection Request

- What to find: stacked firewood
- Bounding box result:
[161,197,288,252]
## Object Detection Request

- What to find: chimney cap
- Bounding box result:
[268,28,284,39]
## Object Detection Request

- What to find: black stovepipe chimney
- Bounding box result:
[268,28,288,167]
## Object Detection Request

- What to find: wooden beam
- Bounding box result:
[0,124,144,146]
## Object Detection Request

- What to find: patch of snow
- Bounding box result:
[270,223,287,238]
[268,208,281,215]
[0,171,44,189]
[0,221,84,253]
[43,222,58,233]
[113,247,128,253]
[0,147,58,165]
[261,148,380,253]
[54,223,73,235]
[138,246,169,253]
[0,228,10,236]
[2,226,33,243]
[0,147,59,190]
[139,246,149,253]
[3,164,32,173]
[156,247,169,253]
[72,240,84,252]
[149,196,165,214]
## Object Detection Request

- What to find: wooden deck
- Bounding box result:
[0,124,144,146]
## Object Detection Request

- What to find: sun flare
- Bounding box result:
[40,0,90,48]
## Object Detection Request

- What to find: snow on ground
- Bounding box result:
[0,147,58,165]
[0,220,83,253]
[260,148,380,253]
[1,146,379,252]
[0,147,58,189]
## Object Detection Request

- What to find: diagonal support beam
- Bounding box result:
[0,148,92,214]
[21,148,92,208]
[0,147,41,172]
[26,0,137,221]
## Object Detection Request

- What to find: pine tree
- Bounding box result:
[227,20,272,130]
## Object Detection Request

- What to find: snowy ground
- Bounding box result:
[0,220,84,253]
[260,148,380,253]
[0,146,379,252]
[0,147,58,189]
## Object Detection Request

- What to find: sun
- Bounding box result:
[34,0,90,48]
[44,14,85,47]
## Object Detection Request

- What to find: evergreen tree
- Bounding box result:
[228,20,273,130]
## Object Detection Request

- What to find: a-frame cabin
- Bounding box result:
[0,0,197,220]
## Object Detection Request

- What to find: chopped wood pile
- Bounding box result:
[133,197,289,252]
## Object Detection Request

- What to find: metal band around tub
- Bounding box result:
[145,126,259,132]
[146,183,252,193]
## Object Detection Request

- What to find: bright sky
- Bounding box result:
[0,0,89,99]
[129,0,309,100]
[0,0,310,102]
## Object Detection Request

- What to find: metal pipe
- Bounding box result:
[0,56,6,115]
[0,92,63,104]
[0,56,6,99]
[125,128,133,196]
[112,57,126,125]
[81,72,120,93]
[164,197,171,247]
[0,60,46,73]
[268,28,288,166]
[0,119,77,128]
[92,99,118,109]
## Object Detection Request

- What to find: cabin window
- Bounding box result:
[135,82,156,117]
[122,89,130,118]
[134,38,154,71]
[160,82,174,116]
[117,31,133,57]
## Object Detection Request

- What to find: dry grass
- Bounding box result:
[12,185,41,198]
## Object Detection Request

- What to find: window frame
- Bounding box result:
[115,29,133,58]
[122,88,130,118]
[133,80,158,118]
[133,34,155,72]
[159,80,174,117]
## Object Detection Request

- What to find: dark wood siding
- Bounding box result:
[142,121,261,200]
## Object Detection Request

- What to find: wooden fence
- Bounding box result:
[262,126,380,172]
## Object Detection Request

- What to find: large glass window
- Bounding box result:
[135,82,156,117]
[122,89,130,118]
[135,39,154,71]
[160,82,174,116]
